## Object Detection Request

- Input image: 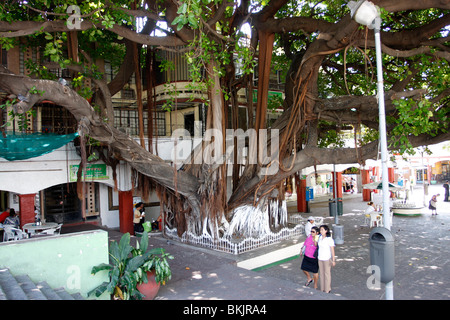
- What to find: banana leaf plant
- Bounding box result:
[131,232,173,286]
[89,231,173,300]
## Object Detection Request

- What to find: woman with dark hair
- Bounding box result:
[300,226,319,289]
[133,202,145,233]
[318,225,336,293]
[3,208,19,228]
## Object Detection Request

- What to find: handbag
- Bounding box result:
[313,235,320,258]
[313,247,318,259]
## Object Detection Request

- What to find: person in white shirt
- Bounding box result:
[317,225,336,293]
[365,201,375,215]
[365,201,379,227]
[304,217,315,237]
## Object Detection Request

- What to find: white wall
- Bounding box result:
[0,142,134,194]
[98,183,120,229]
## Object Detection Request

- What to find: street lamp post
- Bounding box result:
[348,0,393,300]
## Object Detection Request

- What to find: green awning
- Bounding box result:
[0,131,79,161]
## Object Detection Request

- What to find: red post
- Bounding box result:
[333,172,343,199]
[388,167,395,183]
[119,190,134,235]
[18,194,36,228]
[361,169,372,201]
[295,175,307,213]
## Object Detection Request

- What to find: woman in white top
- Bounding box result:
[317,225,336,293]
[365,201,379,227]
[365,202,375,215]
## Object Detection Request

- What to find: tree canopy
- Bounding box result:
[1,0,449,237]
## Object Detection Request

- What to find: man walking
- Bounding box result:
[444,180,449,202]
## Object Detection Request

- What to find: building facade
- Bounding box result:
[0,43,285,233]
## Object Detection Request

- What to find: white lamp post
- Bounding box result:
[348,0,393,300]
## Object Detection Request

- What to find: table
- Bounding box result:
[23,222,58,236]
[392,206,424,216]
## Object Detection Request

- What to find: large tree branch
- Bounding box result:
[377,0,450,11]
[228,126,450,213]
[0,72,201,210]
[0,20,186,47]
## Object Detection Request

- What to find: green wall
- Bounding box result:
[0,230,109,299]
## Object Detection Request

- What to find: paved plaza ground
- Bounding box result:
[259,184,450,300]
[149,183,450,301]
[63,183,449,305]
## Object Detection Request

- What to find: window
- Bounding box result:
[114,108,166,137]
[39,103,77,134]
[1,48,7,67]
[153,111,166,136]
[121,89,136,100]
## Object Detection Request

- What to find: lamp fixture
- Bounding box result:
[347,0,380,29]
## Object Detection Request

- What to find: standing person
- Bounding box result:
[304,217,315,237]
[133,202,145,233]
[300,226,319,289]
[428,194,439,215]
[444,181,449,202]
[317,225,336,293]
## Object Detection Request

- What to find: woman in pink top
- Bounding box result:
[300,226,319,289]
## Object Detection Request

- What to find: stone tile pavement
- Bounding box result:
[152,184,450,301]
[62,184,450,303]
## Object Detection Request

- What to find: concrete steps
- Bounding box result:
[0,268,84,300]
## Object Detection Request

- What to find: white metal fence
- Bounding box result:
[288,214,324,226]
[165,223,305,255]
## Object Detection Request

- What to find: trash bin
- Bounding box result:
[328,199,336,216]
[328,198,343,216]
[369,227,395,284]
[143,221,152,232]
[333,224,344,245]
[337,197,343,215]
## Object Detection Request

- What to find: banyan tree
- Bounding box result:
[0,0,449,241]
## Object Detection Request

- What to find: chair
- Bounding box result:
[376,215,383,227]
[54,224,62,235]
[3,226,16,241]
[369,213,381,227]
[3,226,28,241]
[35,224,62,236]
[364,214,371,226]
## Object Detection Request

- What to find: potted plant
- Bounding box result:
[89,231,173,300]
[132,231,173,300]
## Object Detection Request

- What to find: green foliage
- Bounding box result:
[89,231,173,300]
[1,0,448,156]
[389,98,448,155]
[172,0,202,31]
[43,32,64,62]
[0,96,38,131]
[318,126,346,149]
[267,94,283,113]
[132,233,173,285]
